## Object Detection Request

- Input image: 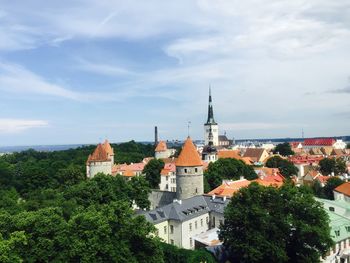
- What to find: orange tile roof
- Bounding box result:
[334,182,350,197]
[102,139,114,155]
[87,143,110,163]
[316,176,331,184]
[161,168,171,176]
[175,137,202,167]
[218,150,241,159]
[207,179,251,196]
[123,169,135,177]
[155,141,167,152]
[217,150,253,165]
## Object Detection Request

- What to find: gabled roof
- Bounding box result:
[304,138,336,146]
[139,195,229,224]
[155,141,167,152]
[218,150,240,159]
[87,143,110,163]
[176,137,202,167]
[243,148,266,162]
[334,182,350,197]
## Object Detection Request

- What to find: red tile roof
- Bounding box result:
[87,143,110,163]
[175,137,202,167]
[155,141,167,152]
[334,182,350,197]
[102,139,114,155]
[303,138,335,146]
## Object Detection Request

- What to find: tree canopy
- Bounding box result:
[273,142,294,156]
[319,158,347,176]
[265,156,298,178]
[204,158,258,191]
[143,159,165,189]
[219,183,333,263]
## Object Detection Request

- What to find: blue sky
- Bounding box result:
[0,0,350,146]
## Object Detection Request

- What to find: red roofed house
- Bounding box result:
[334,182,350,203]
[159,163,177,192]
[303,138,336,150]
[86,140,114,178]
[113,162,145,179]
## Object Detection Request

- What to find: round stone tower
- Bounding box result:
[176,137,204,200]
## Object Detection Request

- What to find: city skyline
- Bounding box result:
[0,1,350,146]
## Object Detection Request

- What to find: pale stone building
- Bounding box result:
[159,163,177,192]
[176,137,204,200]
[155,141,176,159]
[140,195,228,250]
[86,140,114,178]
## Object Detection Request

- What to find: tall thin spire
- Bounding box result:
[206,86,217,125]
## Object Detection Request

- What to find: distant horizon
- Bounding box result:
[1,134,349,149]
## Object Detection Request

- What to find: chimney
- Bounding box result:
[212,194,216,200]
[154,126,158,146]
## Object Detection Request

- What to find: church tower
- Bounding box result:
[204,88,219,146]
[176,137,204,200]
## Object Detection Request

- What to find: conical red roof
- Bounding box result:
[155,141,167,152]
[103,139,114,155]
[175,137,202,167]
[87,143,110,162]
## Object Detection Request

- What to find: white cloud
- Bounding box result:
[0,63,82,100]
[0,119,48,133]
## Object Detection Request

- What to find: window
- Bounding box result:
[195,221,197,229]
[166,176,169,181]
[170,239,174,245]
[165,184,168,190]
[206,216,209,224]
[184,168,188,173]
[335,230,340,237]
[329,207,335,212]
[219,219,223,226]
[190,238,193,247]
[195,168,198,173]
[201,219,203,227]
[212,216,216,227]
[189,223,192,231]
[346,226,350,232]
[170,225,174,234]
[164,226,167,234]
[195,188,198,194]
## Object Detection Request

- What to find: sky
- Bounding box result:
[0,0,350,146]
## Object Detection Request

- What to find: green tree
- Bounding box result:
[54,166,86,187]
[319,158,347,176]
[273,143,294,156]
[323,177,344,200]
[266,156,298,178]
[129,176,151,209]
[67,202,163,263]
[219,183,333,263]
[346,143,350,149]
[311,180,325,198]
[0,159,15,188]
[0,231,27,263]
[143,159,164,189]
[205,158,258,191]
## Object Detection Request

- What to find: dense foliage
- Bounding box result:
[204,158,258,191]
[143,159,165,189]
[265,156,298,178]
[160,242,216,263]
[319,158,347,176]
[0,144,213,261]
[273,142,294,156]
[220,183,333,263]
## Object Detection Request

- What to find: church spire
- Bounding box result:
[206,86,217,125]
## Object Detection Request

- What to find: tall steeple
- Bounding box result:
[206,86,217,125]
